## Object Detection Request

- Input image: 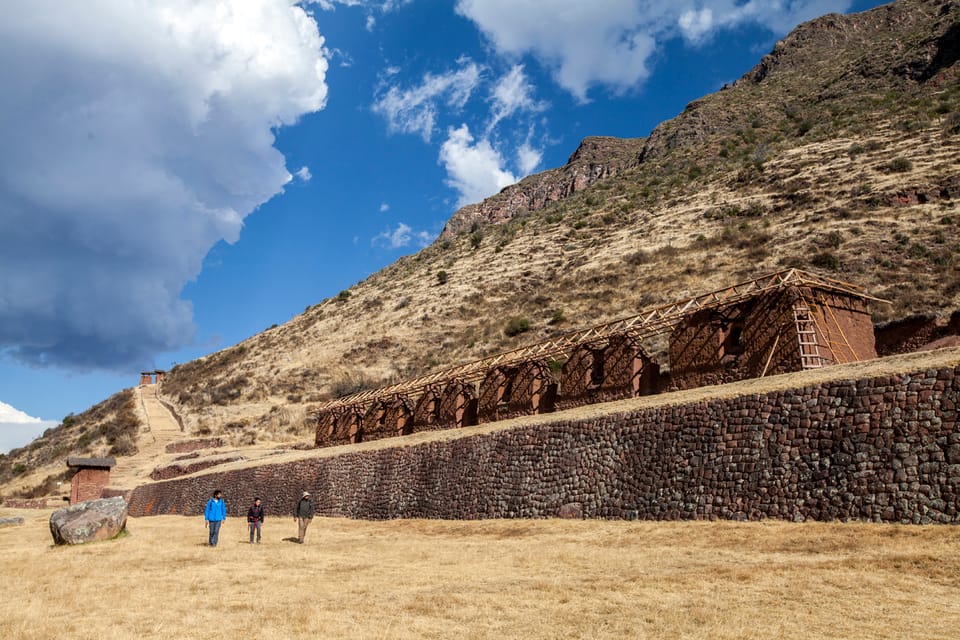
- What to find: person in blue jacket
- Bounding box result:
[204,489,227,547]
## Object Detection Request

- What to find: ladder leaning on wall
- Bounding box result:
[793,303,824,369]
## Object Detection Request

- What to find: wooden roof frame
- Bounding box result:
[316,269,886,412]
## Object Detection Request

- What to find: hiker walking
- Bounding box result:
[204,489,227,547]
[294,491,314,544]
[247,497,265,544]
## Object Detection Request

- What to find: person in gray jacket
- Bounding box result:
[294,491,314,543]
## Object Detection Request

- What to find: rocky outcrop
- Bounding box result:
[641,0,960,162]
[49,496,128,545]
[875,311,960,356]
[0,517,24,527]
[440,136,643,237]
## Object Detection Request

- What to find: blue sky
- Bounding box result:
[0,0,887,452]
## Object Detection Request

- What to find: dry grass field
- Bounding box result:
[3,510,960,640]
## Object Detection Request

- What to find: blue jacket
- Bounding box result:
[205,497,227,522]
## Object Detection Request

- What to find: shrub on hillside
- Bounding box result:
[810,252,841,271]
[944,112,960,135]
[504,317,531,337]
[9,470,71,499]
[624,250,650,265]
[108,435,138,457]
[885,157,912,173]
[330,374,377,399]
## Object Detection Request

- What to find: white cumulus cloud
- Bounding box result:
[373,222,433,249]
[440,125,517,207]
[372,59,482,141]
[679,8,715,43]
[516,141,543,176]
[455,0,852,100]
[0,1,329,371]
[487,65,546,133]
[0,401,57,453]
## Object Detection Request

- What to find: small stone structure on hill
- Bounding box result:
[139,370,166,385]
[67,457,116,504]
[313,270,884,449]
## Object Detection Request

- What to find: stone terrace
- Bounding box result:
[128,347,960,524]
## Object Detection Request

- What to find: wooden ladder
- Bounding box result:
[793,303,823,369]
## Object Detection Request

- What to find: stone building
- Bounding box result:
[478,359,558,423]
[558,333,660,410]
[312,269,883,448]
[66,457,116,504]
[668,283,877,390]
[139,370,166,385]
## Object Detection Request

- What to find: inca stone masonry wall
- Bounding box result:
[128,364,960,524]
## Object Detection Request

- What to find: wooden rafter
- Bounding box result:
[316,269,885,412]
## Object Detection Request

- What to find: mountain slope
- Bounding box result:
[2,0,958,498]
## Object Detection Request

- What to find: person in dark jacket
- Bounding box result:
[247,497,265,544]
[204,489,227,547]
[294,491,314,543]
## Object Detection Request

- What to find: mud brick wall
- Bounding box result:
[129,364,960,524]
[670,288,876,390]
[70,468,111,504]
[808,291,876,365]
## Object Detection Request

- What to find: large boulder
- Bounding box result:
[49,496,128,545]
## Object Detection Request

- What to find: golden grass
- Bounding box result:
[3,510,960,639]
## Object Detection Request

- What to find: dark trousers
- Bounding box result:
[208,520,223,546]
[249,521,261,543]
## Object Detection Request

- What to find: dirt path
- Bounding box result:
[110,385,184,488]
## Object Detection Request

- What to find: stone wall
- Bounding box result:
[0,498,57,509]
[100,488,132,501]
[149,456,244,481]
[129,363,960,524]
[164,438,224,454]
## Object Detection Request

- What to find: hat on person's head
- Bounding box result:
[302,491,310,497]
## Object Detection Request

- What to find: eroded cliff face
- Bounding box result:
[440,136,644,238]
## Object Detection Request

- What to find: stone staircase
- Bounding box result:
[109,385,184,488]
